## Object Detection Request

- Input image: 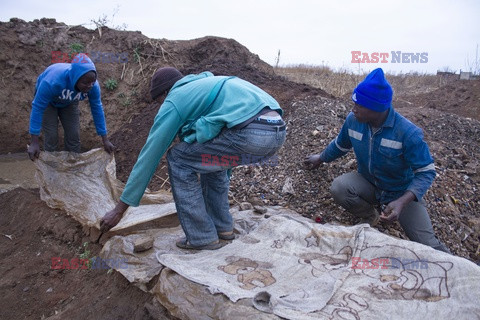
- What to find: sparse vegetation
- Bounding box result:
[275,64,452,97]
[465,44,480,75]
[133,47,141,63]
[67,42,85,61]
[121,97,132,107]
[90,5,128,38]
[69,42,84,55]
[78,242,92,269]
[118,92,131,106]
[104,78,118,91]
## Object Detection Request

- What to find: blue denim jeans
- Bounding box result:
[167,124,286,246]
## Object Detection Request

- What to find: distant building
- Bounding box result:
[459,71,480,80]
[460,72,472,80]
[436,71,457,79]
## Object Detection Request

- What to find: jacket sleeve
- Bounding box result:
[29,82,53,135]
[404,128,436,201]
[87,83,107,136]
[120,102,183,207]
[320,120,352,162]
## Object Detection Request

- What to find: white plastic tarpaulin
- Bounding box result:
[156,213,480,319]
[34,149,480,319]
[34,148,174,230]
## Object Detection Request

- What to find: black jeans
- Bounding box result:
[42,102,81,152]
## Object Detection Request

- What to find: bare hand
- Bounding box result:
[304,154,323,170]
[27,144,41,161]
[103,140,116,154]
[101,136,116,154]
[380,191,415,222]
[100,201,128,232]
[379,201,403,222]
[27,136,41,161]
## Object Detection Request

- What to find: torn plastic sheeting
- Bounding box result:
[155,214,480,319]
[33,148,480,319]
[99,207,285,291]
[100,226,186,291]
[34,148,175,230]
[153,268,281,320]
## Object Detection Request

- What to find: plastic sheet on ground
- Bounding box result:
[34,148,174,230]
[156,213,480,319]
[100,207,289,293]
[35,149,480,319]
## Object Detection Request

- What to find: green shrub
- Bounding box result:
[70,43,84,54]
[133,47,141,63]
[104,78,118,91]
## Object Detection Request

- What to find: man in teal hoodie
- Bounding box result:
[100,67,286,250]
[27,53,115,160]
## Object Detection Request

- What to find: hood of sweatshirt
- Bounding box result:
[69,53,97,88]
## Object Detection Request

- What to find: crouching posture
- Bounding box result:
[305,68,449,253]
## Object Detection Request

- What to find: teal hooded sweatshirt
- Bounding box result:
[120,71,282,206]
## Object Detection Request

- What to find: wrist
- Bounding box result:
[397,191,415,207]
[318,152,326,162]
[116,201,129,214]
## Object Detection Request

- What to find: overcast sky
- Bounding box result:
[1,0,479,74]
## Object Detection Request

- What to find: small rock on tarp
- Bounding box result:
[133,236,154,253]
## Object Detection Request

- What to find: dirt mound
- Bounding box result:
[0,18,150,154]
[0,18,329,184]
[0,188,175,319]
[394,78,480,121]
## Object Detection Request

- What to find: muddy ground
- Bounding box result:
[0,18,479,319]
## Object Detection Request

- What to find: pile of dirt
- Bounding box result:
[0,18,329,186]
[1,17,479,319]
[394,78,480,121]
[0,188,175,320]
[0,18,328,154]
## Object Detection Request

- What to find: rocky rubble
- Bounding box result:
[229,95,480,262]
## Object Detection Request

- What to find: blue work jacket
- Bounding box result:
[320,107,436,204]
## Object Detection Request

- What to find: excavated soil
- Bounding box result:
[0,18,479,319]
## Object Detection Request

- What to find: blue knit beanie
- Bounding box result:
[352,68,393,112]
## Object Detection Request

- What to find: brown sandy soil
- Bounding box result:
[0,188,175,320]
[0,18,479,319]
[394,79,480,121]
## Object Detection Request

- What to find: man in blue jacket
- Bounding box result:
[305,68,450,253]
[100,67,286,250]
[27,53,115,160]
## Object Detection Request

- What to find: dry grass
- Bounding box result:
[274,64,455,98]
